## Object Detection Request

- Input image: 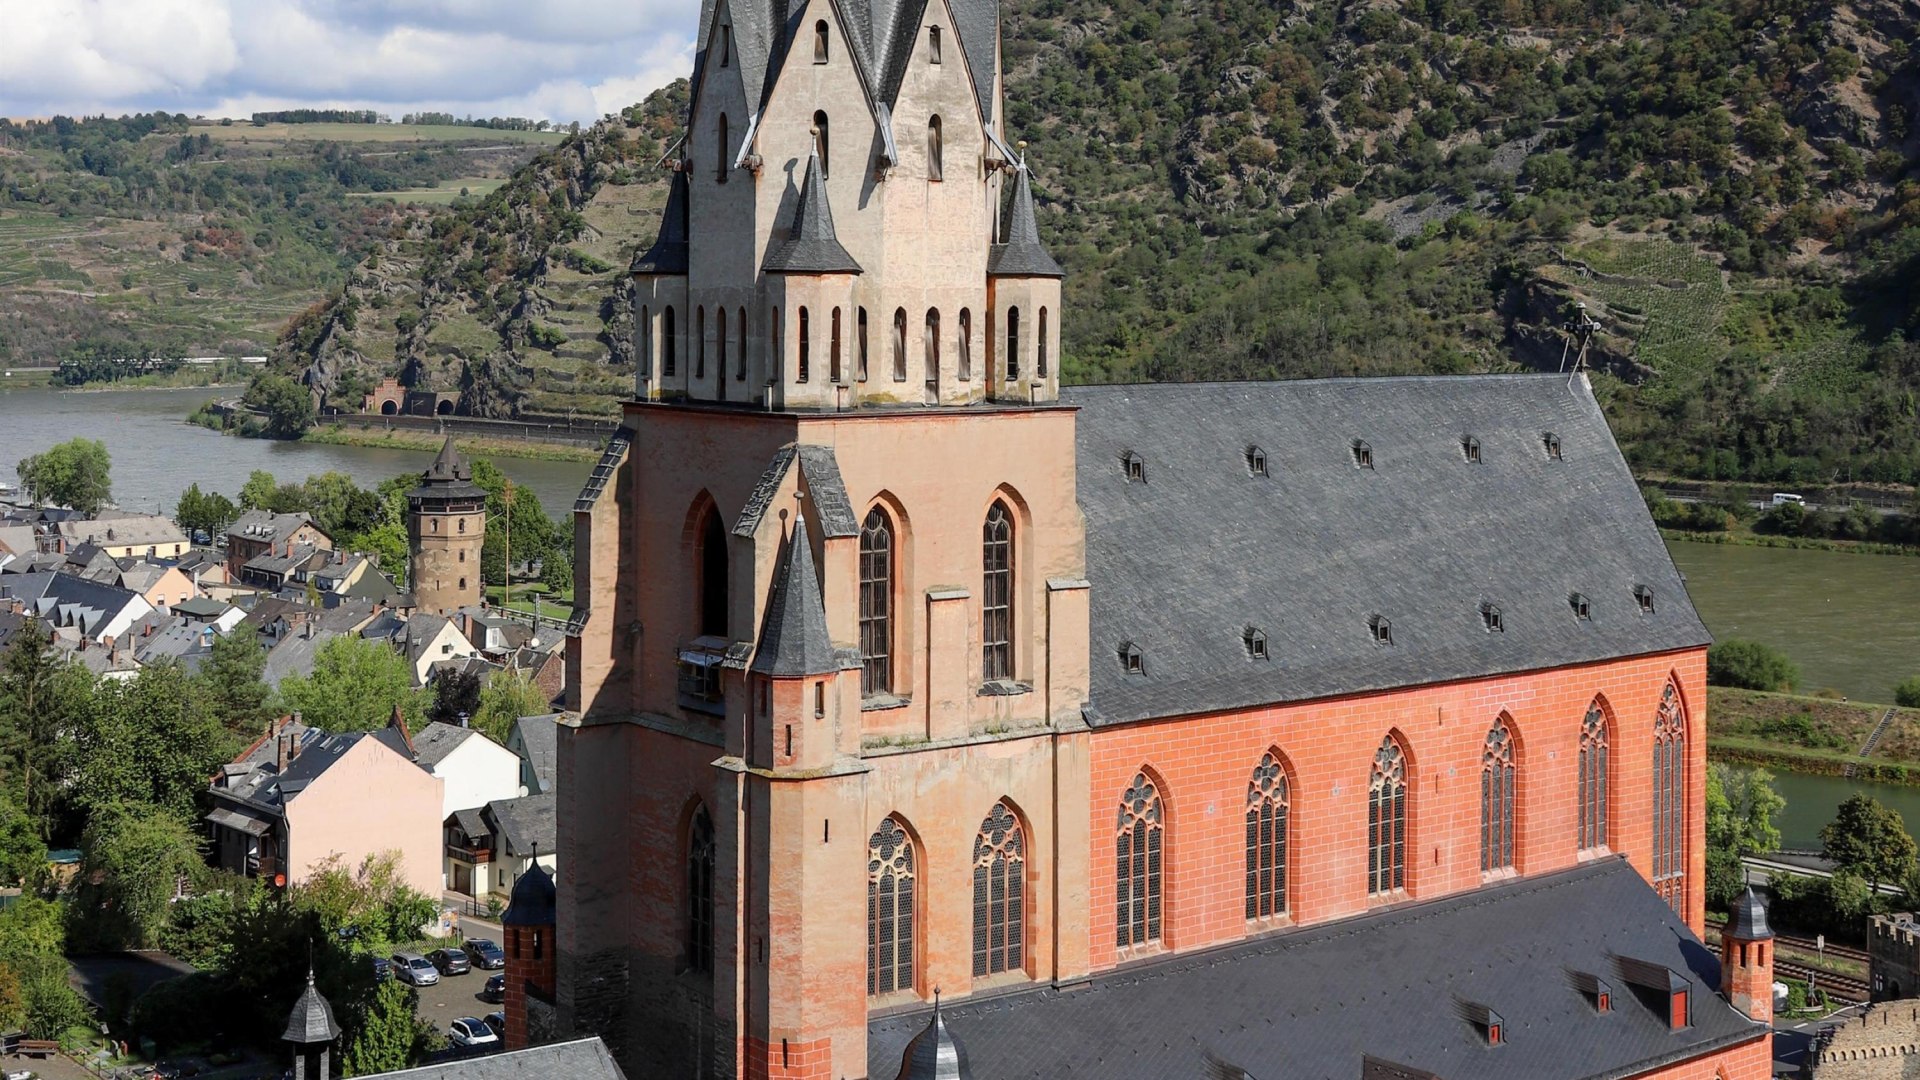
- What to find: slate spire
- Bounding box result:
[282,967,340,1045]
[631,167,691,274]
[894,989,971,1080]
[751,512,838,676]
[988,165,1064,278]
[763,146,862,275]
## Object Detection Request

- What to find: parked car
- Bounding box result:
[391,952,439,986]
[370,955,392,982]
[480,972,506,1003]
[483,1012,506,1039]
[463,938,506,970]
[449,1017,499,1050]
[428,948,471,976]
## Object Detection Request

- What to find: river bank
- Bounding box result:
[1707,686,1920,784]
[1662,527,1920,558]
[300,424,599,464]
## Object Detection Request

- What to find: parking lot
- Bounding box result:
[399,933,508,1044]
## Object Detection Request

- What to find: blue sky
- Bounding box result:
[0,0,699,123]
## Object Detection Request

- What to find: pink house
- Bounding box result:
[208,714,444,899]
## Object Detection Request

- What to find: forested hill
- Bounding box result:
[276,0,1920,486]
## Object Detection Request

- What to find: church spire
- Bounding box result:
[631,167,691,275]
[763,144,862,275]
[751,512,838,676]
[989,165,1064,278]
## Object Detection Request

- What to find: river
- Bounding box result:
[0,386,591,520]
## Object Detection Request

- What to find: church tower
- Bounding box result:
[1720,886,1776,1024]
[407,436,486,615]
[563,2,1079,1077]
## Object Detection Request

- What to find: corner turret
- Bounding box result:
[1720,885,1775,1023]
[282,968,339,1080]
[986,160,1063,404]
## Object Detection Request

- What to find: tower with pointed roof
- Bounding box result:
[503,855,559,1051]
[1720,885,1775,1023]
[407,436,486,616]
[282,969,340,1080]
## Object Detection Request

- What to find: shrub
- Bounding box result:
[1897,677,1920,709]
[1707,640,1800,692]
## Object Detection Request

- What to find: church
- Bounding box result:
[527,1,1780,1077]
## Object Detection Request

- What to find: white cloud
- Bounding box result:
[0,0,695,122]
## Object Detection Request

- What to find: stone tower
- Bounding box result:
[407,436,486,615]
[1720,885,1776,1024]
[503,857,558,1051]
[282,968,339,1080]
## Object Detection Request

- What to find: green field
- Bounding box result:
[348,177,509,205]
[195,122,566,145]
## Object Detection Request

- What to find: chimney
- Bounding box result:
[276,732,289,772]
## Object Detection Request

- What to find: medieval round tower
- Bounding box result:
[407,436,486,615]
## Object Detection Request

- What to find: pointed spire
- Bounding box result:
[763,146,862,275]
[988,165,1064,278]
[895,987,971,1080]
[282,966,341,1045]
[502,854,556,927]
[751,511,838,676]
[1725,885,1774,941]
[631,168,691,274]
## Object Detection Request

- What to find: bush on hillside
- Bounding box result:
[1897,677,1920,709]
[1707,640,1799,692]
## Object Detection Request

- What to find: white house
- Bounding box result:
[398,613,477,687]
[411,721,523,888]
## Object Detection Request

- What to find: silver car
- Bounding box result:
[391,951,439,986]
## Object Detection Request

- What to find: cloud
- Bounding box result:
[0,0,696,122]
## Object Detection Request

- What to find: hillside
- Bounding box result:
[0,114,564,368]
[39,0,1920,486]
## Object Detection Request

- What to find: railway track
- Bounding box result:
[1704,918,1871,965]
[1773,958,1870,1003]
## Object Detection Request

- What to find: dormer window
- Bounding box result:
[1246,446,1268,477]
[814,20,829,63]
[1634,585,1655,614]
[1369,615,1392,646]
[1480,602,1503,633]
[1462,435,1481,463]
[1570,592,1592,621]
[1352,440,1373,469]
[1544,432,1562,460]
[1244,627,1268,660]
[1123,451,1146,483]
[929,26,943,64]
[1119,642,1145,675]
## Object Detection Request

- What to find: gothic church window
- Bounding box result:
[982,501,1013,681]
[699,505,727,637]
[798,307,810,383]
[719,24,732,66]
[927,116,943,181]
[1038,307,1050,378]
[640,305,651,375]
[858,307,870,381]
[892,308,908,382]
[929,26,943,64]
[868,817,916,996]
[1481,718,1515,875]
[1652,682,1686,911]
[973,803,1025,977]
[688,805,715,973]
[1368,736,1407,897]
[1246,752,1288,919]
[1116,773,1163,949]
[859,508,893,696]
[1006,307,1021,380]
[813,111,830,176]
[663,306,677,376]
[925,309,941,388]
[1579,700,1608,851]
[716,113,729,184]
[717,307,729,380]
[814,20,829,63]
[737,307,747,380]
[695,306,706,379]
[958,309,973,381]
[831,308,843,383]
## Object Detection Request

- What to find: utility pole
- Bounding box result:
[503,479,513,611]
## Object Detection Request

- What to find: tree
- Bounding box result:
[1822,793,1918,891]
[174,482,237,539]
[1896,677,1920,709]
[429,668,483,727]
[0,795,45,888]
[244,373,315,439]
[0,897,88,1038]
[540,546,572,593]
[278,635,422,732]
[1706,640,1799,692]
[67,806,206,951]
[1704,765,1785,908]
[239,469,278,511]
[16,437,112,514]
[69,661,232,823]
[0,618,88,829]
[195,629,274,733]
[343,974,429,1076]
[472,669,551,744]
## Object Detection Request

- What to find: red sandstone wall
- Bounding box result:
[1634,1034,1772,1079]
[1086,648,1707,970]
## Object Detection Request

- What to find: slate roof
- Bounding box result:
[1063,376,1710,725]
[751,516,839,676]
[54,512,188,550]
[0,570,150,639]
[501,859,556,927]
[410,437,487,501]
[282,971,341,1044]
[764,148,862,274]
[987,168,1064,278]
[173,596,230,619]
[511,713,561,794]
[411,721,481,768]
[867,859,1761,1080]
[227,510,326,544]
[734,444,859,539]
[631,171,691,274]
[485,792,556,858]
[354,1036,624,1078]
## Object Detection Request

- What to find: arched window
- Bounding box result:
[1116,772,1163,949]
[716,306,729,381]
[1652,682,1686,911]
[973,803,1025,977]
[663,306,677,376]
[982,501,1013,681]
[698,505,727,636]
[857,307,870,381]
[639,304,652,375]
[1006,306,1021,380]
[929,25,943,64]
[831,307,843,383]
[924,309,941,389]
[1368,736,1407,897]
[927,115,943,181]
[867,817,916,996]
[737,307,747,380]
[719,24,732,66]
[695,306,706,379]
[768,306,781,381]
[458,518,466,534]
[716,113,730,184]
[797,306,810,383]
[813,111,830,177]
[1245,752,1289,920]
[1481,718,1515,875]
[859,508,893,696]
[891,308,908,381]
[958,308,973,381]
[688,805,715,973]
[1037,306,1049,377]
[814,19,829,63]
[1579,700,1609,851]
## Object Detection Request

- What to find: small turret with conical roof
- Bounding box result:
[764,146,862,276]
[407,436,486,615]
[501,848,557,1050]
[986,157,1064,404]
[895,990,972,1080]
[283,968,339,1080]
[1720,884,1775,1023]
